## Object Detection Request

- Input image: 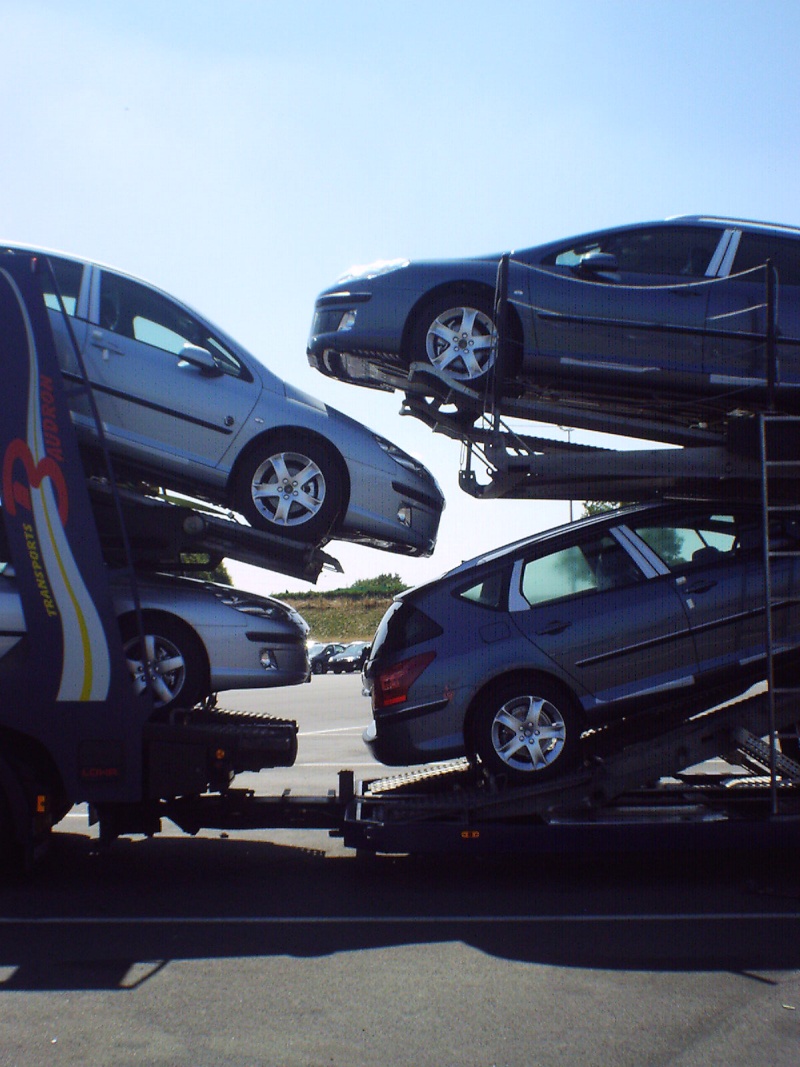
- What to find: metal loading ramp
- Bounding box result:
[88,480,341,582]
[340,687,800,854]
[401,378,800,505]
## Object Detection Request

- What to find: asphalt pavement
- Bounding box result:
[0,673,798,1067]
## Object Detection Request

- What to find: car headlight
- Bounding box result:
[336,258,409,284]
[337,310,357,332]
[210,588,309,633]
[374,434,426,477]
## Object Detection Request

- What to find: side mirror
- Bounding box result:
[180,343,223,376]
[577,251,619,273]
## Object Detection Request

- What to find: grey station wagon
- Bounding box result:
[1,245,443,556]
[309,217,800,424]
[362,502,800,782]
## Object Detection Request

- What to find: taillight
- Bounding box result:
[373,651,436,709]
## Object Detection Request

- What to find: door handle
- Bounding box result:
[90,340,124,358]
[685,580,716,594]
[90,329,124,354]
[536,620,571,635]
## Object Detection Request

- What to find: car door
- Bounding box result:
[508,524,698,714]
[528,225,720,391]
[704,231,800,395]
[628,509,764,688]
[725,510,800,671]
[72,268,260,480]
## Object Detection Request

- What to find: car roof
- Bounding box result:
[0,240,244,344]
[0,240,155,284]
[419,503,654,585]
[669,215,800,237]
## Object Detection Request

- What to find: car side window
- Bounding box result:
[41,255,83,317]
[731,234,800,286]
[544,226,722,277]
[520,534,642,607]
[99,271,250,380]
[633,515,737,570]
[459,569,508,610]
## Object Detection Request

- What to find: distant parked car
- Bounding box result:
[308,642,346,675]
[329,641,371,674]
[309,217,800,423]
[1,244,444,556]
[362,502,800,782]
[0,560,310,711]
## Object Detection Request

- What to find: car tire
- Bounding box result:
[120,614,207,712]
[312,661,325,675]
[472,675,581,784]
[409,289,498,384]
[234,432,344,542]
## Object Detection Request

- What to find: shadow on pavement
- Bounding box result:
[0,829,798,990]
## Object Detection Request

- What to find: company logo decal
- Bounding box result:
[0,269,111,702]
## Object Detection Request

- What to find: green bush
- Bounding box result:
[277,573,409,641]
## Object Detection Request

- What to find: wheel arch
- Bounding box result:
[462,667,585,755]
[227,426,352,517]
[400,281,524,365]
[116,609,211,695]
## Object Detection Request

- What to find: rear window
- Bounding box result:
[370,601,442,659]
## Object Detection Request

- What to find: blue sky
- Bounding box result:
[2,0,799,594]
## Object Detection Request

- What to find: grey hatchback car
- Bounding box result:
[1,245,443,556]
[363,502,800,782]
[309,217,800,422]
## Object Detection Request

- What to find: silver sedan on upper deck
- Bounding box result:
[1,244,444,557]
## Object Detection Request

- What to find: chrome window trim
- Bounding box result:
[706,228,736,276]
[718,229,742,277]
[87,263,101,324]
[508,558,528,612]
[611,525,670,577]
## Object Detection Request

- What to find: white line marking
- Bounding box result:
[298,727,365,736]
[0,914,795,926]
[294,762,380,768]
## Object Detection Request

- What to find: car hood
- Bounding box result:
[109,570,305,620]
[319,253,503,295]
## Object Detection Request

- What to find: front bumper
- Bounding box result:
[344,475,444,557]
[207,634,309,691]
